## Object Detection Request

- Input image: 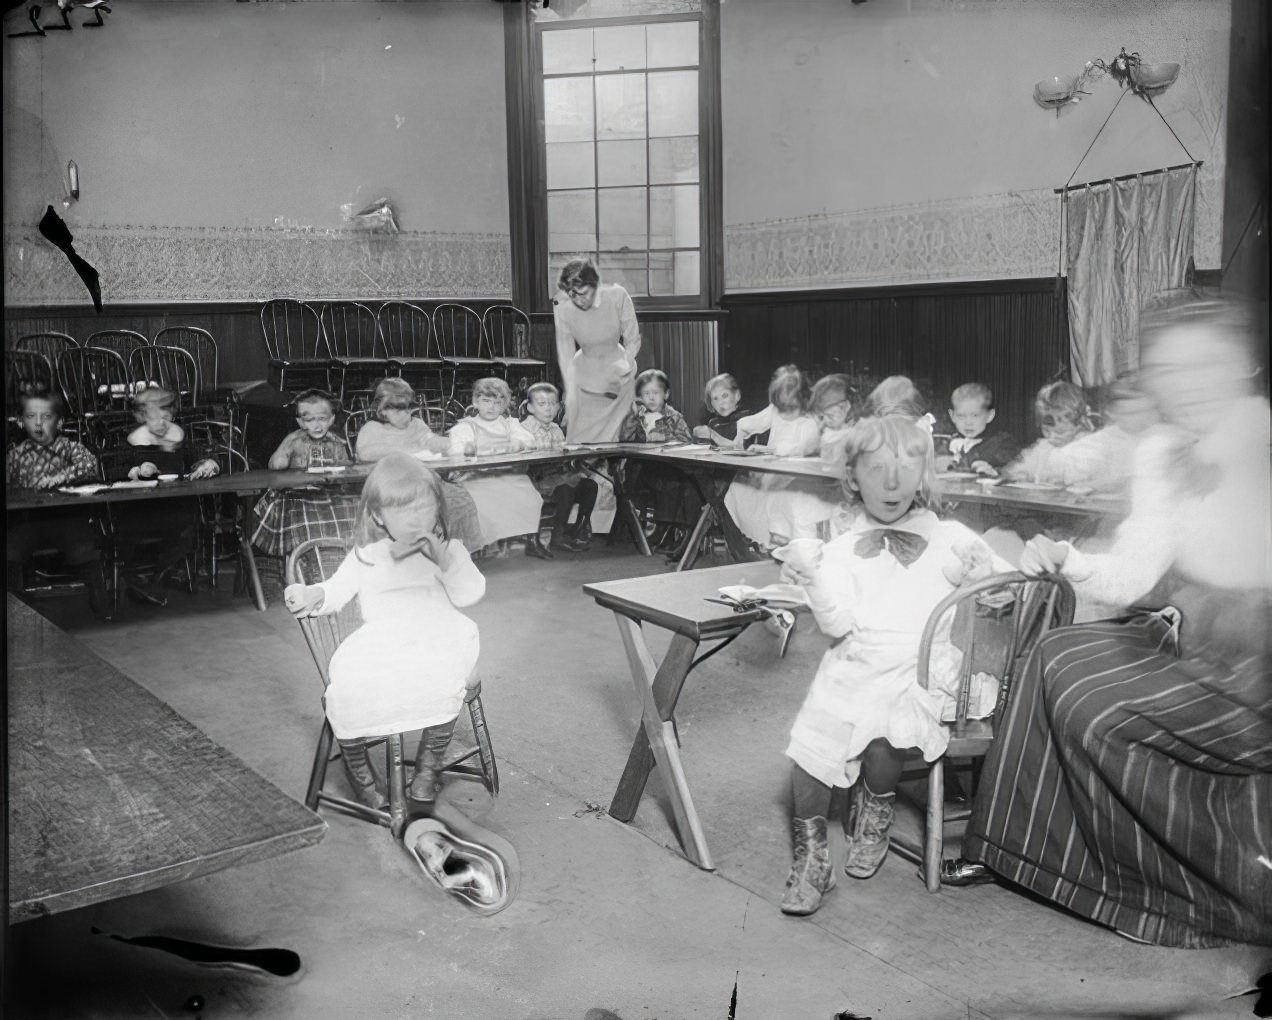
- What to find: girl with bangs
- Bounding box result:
[774,415,1009,917]
[284,452,487,811]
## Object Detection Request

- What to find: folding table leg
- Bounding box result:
[609,616,713,870]
[673,502,716,572]
[609,459,652,557]
[239,494,267,611]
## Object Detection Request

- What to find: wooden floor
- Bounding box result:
[7,547,1266,1019]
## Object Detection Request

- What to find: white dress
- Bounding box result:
[317,539,485,740]
[447,417,544,543]
[785,508,1009,788]
[723,407,837,547]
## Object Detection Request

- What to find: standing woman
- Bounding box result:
[552,259,642,442]
[950,296,1271,948]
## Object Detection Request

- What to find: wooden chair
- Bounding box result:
[5,349,55,420]
[183,420,254,593]
[13,331,79,363]
[482,305,543,388]
[56,346,132,422]
[433,303,493,406]
[154,326,218,403]
[376,300,447,403]
[127,345,200,408]
[898,571,1075,892]
[85,329,150,361]
[286,537,499,838]
[319,301,388,403]
[260,299,331,393]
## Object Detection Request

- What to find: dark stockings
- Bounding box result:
[791,738,908,817]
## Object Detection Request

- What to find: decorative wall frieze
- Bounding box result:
[725,169,1222,292]
[3,222,512,306]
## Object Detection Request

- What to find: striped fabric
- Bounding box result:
[964,612,1272,947]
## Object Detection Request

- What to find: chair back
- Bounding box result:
[343,407,376,450]
[5,350,55,419]
[14,332,79,364]
[56,346,131,420]
[482,305,533,361]
[260,299,328,362]
[916,571,1075,729]
[286,538,363,688]
[377,301,435,360]
[320,302,382,360]
[182,417,249,474]
[433,303,488,362]
[85,329,150,359]
[128,345,200,407]
[154,326,217,396]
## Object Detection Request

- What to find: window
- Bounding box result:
[528,4,718,307]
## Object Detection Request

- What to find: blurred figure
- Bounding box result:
[948,296,1271,948]
[1064,372,1160,492]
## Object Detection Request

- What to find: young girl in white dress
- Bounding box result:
[284,453,486,809]
[446,377,543,550]
[776,414,1007,916]
[723,364,832,549]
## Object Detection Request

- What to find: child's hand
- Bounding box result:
[284,583,324,617]
[943,540,995,586]
[971,460,998,477]
[189,458,219,480]
[390,531,453,570]
[131,462,159,480]
[1020,535,1069,577]
[691,425,710,440]
[425,435,450,455]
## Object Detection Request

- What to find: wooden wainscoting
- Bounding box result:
[719,278,1070,442]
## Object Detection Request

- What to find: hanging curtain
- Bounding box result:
[1064,163,1197,387]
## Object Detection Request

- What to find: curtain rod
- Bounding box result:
[1055,160,1203,194]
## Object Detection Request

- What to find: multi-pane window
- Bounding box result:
[540,18,703,299]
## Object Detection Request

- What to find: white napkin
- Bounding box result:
[716,583,810,608]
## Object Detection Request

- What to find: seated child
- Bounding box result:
[776,414,1008,916]
[863,375,938,434]
[618,369,698,552]
[284,453,485,809]
[938,382,1020,475]
[618,369,693,444]
[252,389,359,560]
[1001,381,1100,486]
[519,381,597,557]
[354,377,483,551]
[1061,373,1158,492]
[5,388,103,600]
[810,373,860,466]
[691,373,751,447]
[724,365,832,549]
[447,377,543,549]
[110,386,221,605]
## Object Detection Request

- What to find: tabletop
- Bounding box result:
[6,594,327,921]
[4,449,600,512]
[583,561,782,640]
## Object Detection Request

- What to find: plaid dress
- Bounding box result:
[251,431,359,557]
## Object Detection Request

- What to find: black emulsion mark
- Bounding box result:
[91,928,301,977]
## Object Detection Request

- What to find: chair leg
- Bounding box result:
[305,719,335,812]
[386,733,408,839]
[924,758,945,893]
[466,686,499,797]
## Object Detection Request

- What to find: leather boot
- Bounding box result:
[843,783,895,879]
[337,738,388,810]
[780,816,835,915]
[409,719,456,804]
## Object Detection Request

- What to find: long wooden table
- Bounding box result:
[621,446,1128,569]
[6,594,327,921]
[583,561,781,870]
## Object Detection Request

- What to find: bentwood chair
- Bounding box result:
[14,331,80,364]
[896,571,1075,892]
[319,302,389,403]
[376,300,446,403]
[127,345,200,408]
[433,303,493,408]
[154,326,218,404]
[286,537,499,838]
[56,346,132,424]
[260,299,331,393]
[482,305,543,387]
[5,350,55,420]
[85,329,150,360]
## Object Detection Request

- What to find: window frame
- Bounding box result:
[506,2,722,314]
